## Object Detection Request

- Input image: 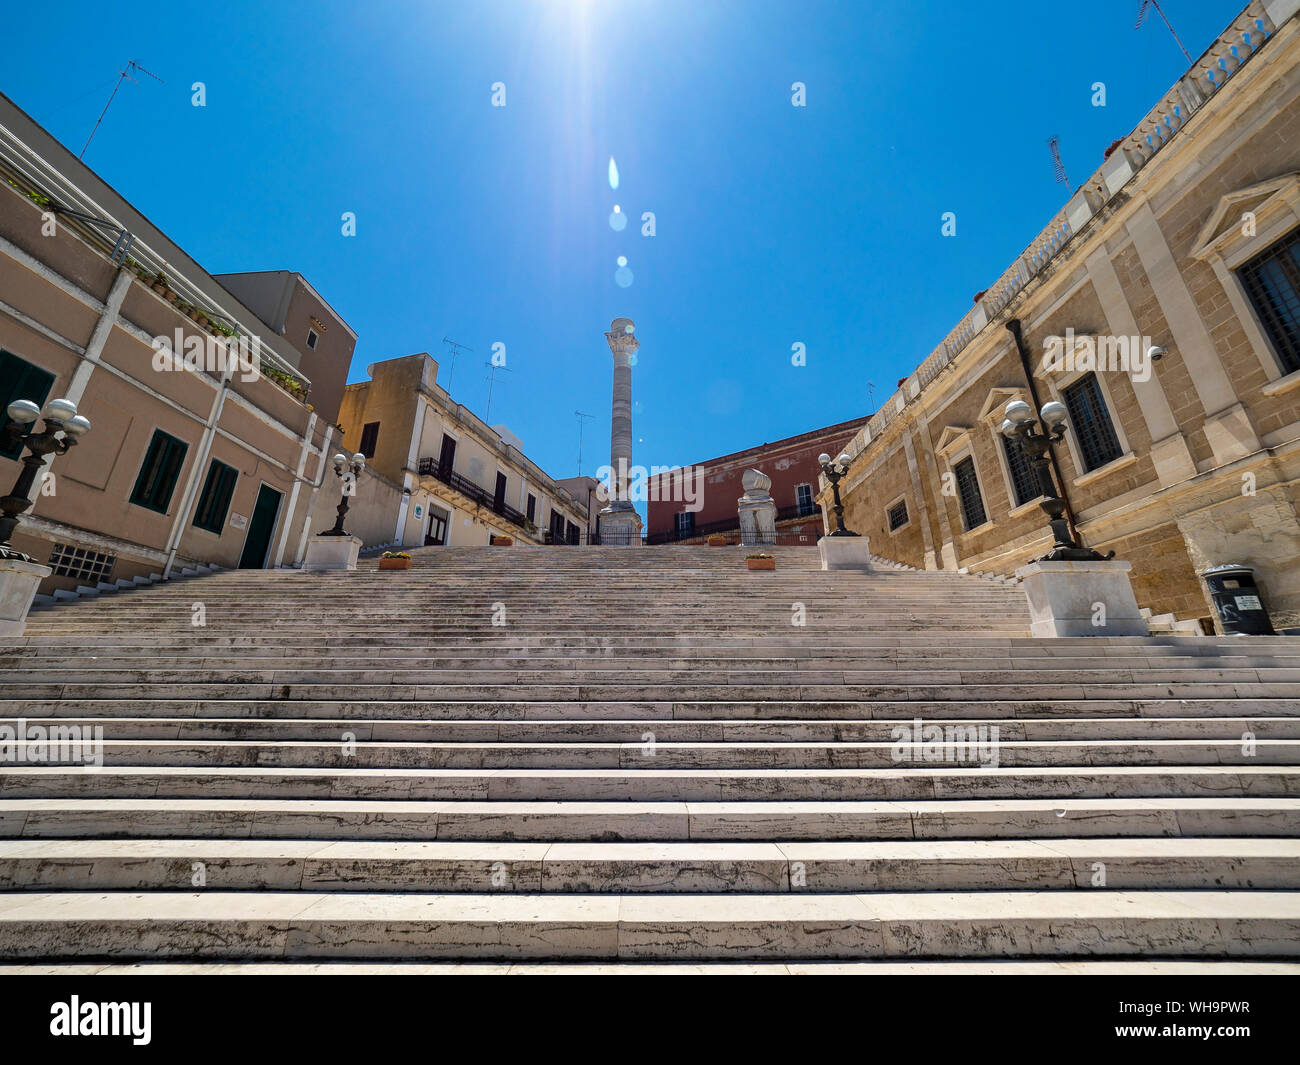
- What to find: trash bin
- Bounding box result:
[1202,564,1276,635]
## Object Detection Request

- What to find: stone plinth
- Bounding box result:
[1016,559,1148,638]
[0,556,52,636]
[302,534,362,572]
[599,506,643,546]
[818,535,873,571]
[738,469,777,546]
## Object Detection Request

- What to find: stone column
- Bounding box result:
[737,469,777,546]
[599,317,643,545]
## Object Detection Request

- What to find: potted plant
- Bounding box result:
[522,519,537,536]
[378,551,412,570]
[707,534,728,546]
[490,534,514,546]
[746,553,775,571]
[151,271,169,295]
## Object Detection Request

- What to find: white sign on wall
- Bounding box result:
[229,513,248,529]
[414,505,423,519]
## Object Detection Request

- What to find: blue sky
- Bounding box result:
[7,0,1244,491]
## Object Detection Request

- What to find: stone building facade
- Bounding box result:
[647,416,868,544]
[0,91,340,594]
[823,0,1300,631]
[321,353,588,548]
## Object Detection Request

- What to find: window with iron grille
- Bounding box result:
[1002,436,1040,507]
[1237,226,1300,375]
[192,459,238,534]
[674,511,695,537]
[359,422,380,459]
[795,483,815,515]
[1061,374,1122,472]
[887,498,908,531]
[953,456,987,531]
[0,350,56,460]
[130,429,189,514]
[49,543,115,583]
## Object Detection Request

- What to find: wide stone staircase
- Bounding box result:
[1,544,1298,972]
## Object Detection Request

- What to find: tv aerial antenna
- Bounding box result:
[441,337,473,393]
[575,410,596,476]
[1136,0,1193,63]
[1047,135,1071,193]
[81,60,164,159]
[483,360,512,423]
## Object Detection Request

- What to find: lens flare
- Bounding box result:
[608,157,619,189]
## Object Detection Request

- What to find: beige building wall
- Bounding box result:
[0,96,337,594]
[826,0,1300,631]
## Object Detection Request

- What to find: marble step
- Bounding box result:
[6,738,1297,769]
[4,797,1295,840]
[2,838,1297,893]
[6,959,1298,973]
[10,699,1297,721]
[10,715,1298,742]
[4,764,1298,801]
[2,890,1297,960]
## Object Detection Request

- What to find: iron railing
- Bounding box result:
[645,503,821,545]
[417,458,529,529]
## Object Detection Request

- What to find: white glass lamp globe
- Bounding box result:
[1040,401,1068,427]
[6,399,40,425]
[42,397,78,423]
[817,453,831,466]
[1004,400,1034,425]
[63,415,91,437]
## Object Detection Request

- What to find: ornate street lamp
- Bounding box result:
[321,451,366,536]
[1001,399,1113,563]
[0,398,91,561]
[817,451,859,537]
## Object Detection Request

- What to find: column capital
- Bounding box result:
[605,317,639,359]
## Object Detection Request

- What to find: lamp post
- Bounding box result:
[1000,399,1113,563]
[0,398,91,561]
[817,451,859,537]
[322,451,366,536]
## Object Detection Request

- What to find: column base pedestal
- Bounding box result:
[1015,559,1149,638]
[599,508,642,546]
[302,534,362,572]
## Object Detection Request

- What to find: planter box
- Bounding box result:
[490,536,514,546]
[707,535,729,546]
[746,557,775,571]
[378,557,411,570]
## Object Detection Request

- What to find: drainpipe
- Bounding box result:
[1006,318,1082,547]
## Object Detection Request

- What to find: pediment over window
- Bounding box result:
[977,387,1026,423]
[1190,173,1300,262]
[935,425,973,456]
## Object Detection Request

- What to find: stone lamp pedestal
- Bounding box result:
[1016,559,1148,637]
[302,533,362,572]
[0,556,52,636]
[818,535,874,571]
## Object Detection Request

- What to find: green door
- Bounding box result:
[238,484,282,568]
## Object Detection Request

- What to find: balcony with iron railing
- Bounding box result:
[417,458,530,529]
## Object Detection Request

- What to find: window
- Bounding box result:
[306,329,319,350]
[130,429,189,514]
[526,494,536,522]
[0,351,56,460]
[675,511,696,537]
[192,459,238,534]
[795,483,815,515]
[48,543,115,583]
[1062,373,1123,472]
[359,421,380,459]
[549,510,566,540]
[1237,226,1300,374]
[566,520,580,545]
[1002,436,1040,507]
[887,498,909,531]
[953,456,987,531]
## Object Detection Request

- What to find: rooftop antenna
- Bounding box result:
[81,60,163,159]
[1047,135,1071,193]
[1136,0,1193,63]
[866,381,875,410]
[483,360,512,423]
[575,410,596,476]
[441,336,472,394]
